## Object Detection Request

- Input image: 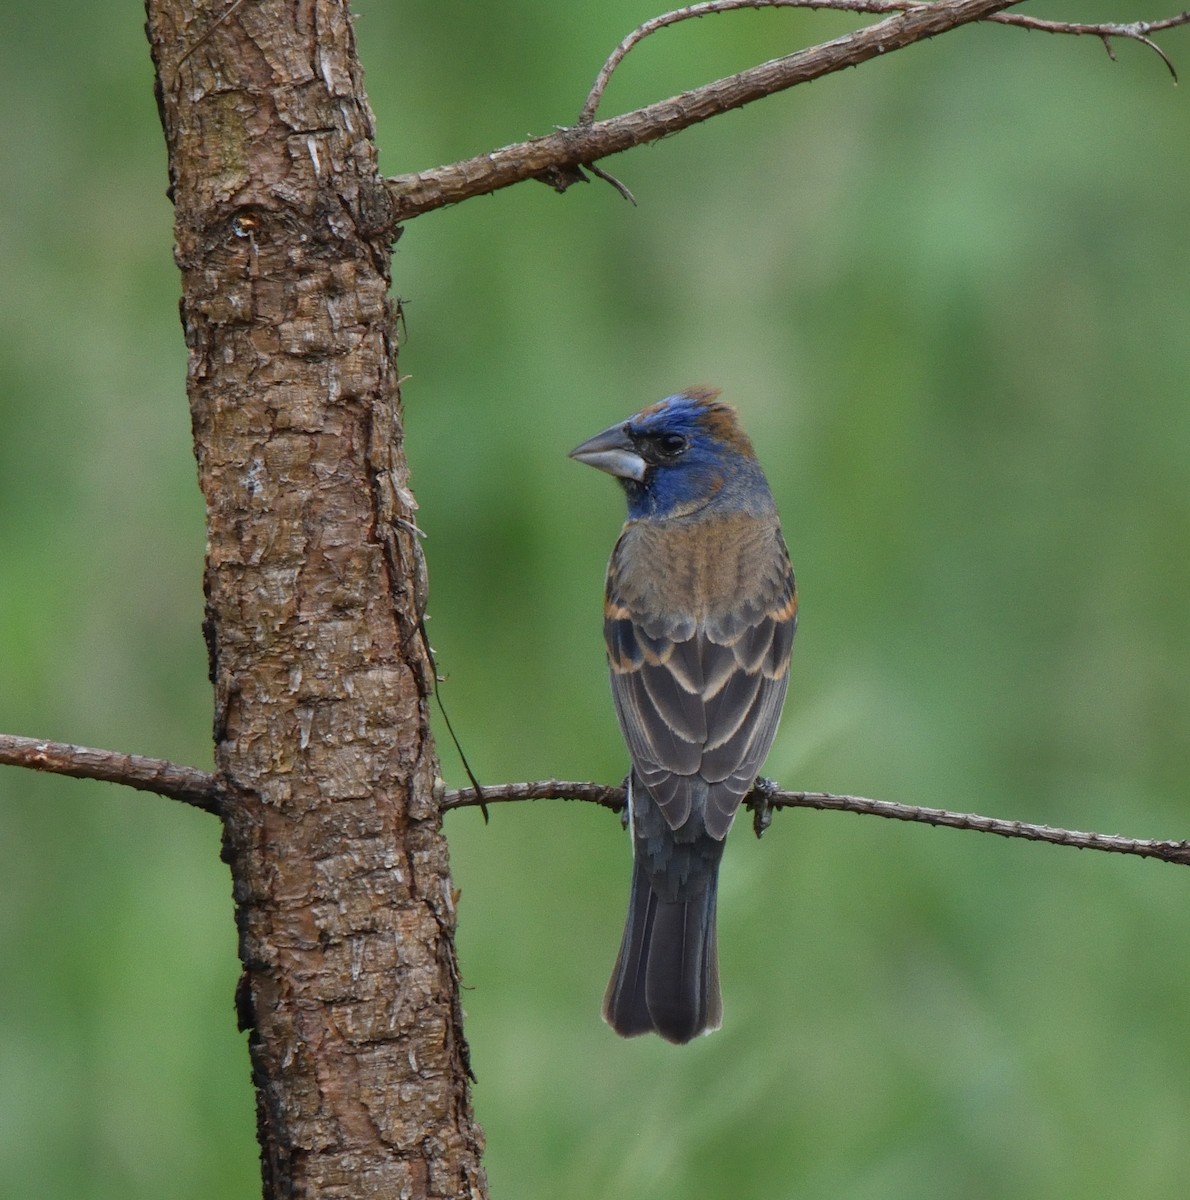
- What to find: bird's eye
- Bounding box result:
[654,432,688,457]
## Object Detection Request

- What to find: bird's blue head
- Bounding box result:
[569,387,773,521]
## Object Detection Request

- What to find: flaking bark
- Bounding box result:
[144,2,487,1196]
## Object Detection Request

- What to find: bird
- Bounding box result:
[569,387,797,1044]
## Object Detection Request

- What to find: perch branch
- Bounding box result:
[0,734,223,815]
[441,779,1190,867]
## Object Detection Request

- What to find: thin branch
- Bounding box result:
[586,161,638,204]
[8,732,1183,866]
[441,779,1190,867]
[386,1,1190,224]
[993,8,1190,35]
[580,2,1190,122]
[582,0,923,124]
[441,778,625,813]
[989,9,1190,80]
[0,734,223,815]
[386,0,1024,224]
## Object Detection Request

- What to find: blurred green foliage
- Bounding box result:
[1,2,1188,1197]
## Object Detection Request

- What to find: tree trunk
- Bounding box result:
[144,2,487,1195]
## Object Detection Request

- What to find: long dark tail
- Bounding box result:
[602,855,721,1044]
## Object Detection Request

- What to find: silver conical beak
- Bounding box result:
[569,423,647,482]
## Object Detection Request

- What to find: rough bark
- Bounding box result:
[144,2,487,1196]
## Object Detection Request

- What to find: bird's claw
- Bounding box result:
[748,776,779,839]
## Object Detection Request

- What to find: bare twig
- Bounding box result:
[441,778,625,813]
[0,734,223,815]
[441,779,1190,867]
[6,734,1183,866]
[990,9,1190,79]
[387,0,1190,225]
[580,2,1190,122]
[586,161,638,204]
[581,0,914,125]
[386,0,1023,223]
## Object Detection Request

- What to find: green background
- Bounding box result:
[2,2,1188,1197]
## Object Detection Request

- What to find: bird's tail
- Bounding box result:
[602,856,721,1044]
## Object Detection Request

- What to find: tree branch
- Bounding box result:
[441,779,1190,867]
[386,0,1023,223]
[386,1,1190,224]
[0,733,223,814]
[580,2,1190,121]
[992,8,1190,78]
[581,0,912,125]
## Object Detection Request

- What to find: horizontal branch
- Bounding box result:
[0,734,222,815]
[441,779,1190,867]
[442,778,625,813]
[8,734,1183,868]
[386,0,1021,223]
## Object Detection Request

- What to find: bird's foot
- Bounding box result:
[748,777,780,839]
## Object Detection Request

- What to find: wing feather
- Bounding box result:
[605,521,797,840]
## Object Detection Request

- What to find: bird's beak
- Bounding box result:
[569,423,647,482]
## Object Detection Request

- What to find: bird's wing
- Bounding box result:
[605,526,796,840]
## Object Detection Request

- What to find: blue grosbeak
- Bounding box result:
[570,388,797,1043]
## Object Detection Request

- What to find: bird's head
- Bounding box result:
[570,387,771,520]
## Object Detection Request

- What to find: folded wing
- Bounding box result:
[605,525,796,840]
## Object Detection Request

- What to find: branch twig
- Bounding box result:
[581,0,934,124]
[580,2,1190,121]
[990,9,1190,81]
[4,736,1183,866]
[441,779,1190,867]
[386,1,1190,224]
[0,734,222,815]
[386,0,1024,223]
